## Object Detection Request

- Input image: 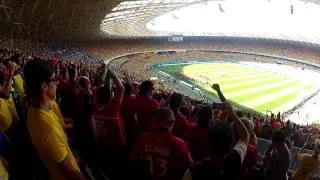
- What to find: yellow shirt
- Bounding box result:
[27,106,80,180]
[0,157,8,180]
[0,98,12,131]
[12,74,25,103]
[292,154,320,180]
[49,100,65,128]
[6,95,19,121]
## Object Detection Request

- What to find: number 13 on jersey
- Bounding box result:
[146,156,168,176]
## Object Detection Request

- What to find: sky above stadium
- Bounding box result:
[101,0,320,44]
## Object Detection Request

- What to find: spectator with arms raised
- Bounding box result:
[93,67,127,179]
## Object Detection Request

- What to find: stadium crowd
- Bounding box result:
[0,45,320,180]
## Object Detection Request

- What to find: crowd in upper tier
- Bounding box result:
[0,44,320,180]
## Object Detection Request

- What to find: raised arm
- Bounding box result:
[224,101,249,145]
[297,136,311,156]
[107,68,124,104]
[211,83,226,102]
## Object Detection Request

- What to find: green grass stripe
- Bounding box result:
[184,65,262,73]
[185,69,261,76]
[184,65,263,74]
[226,79,298,98]
[184,66,239,72]
[183,64,264,73]
[270,85,317,112]
[194,71,272,81]
[242,83,307,108]
[220,77,289,93]
[230,81,301,102]
[304,84,314,90]
[197,72,277,84]
[155,62,320,114]
[185,72,272,84]
[254,90,300,112]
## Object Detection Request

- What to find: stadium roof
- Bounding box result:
[1,0,320,44]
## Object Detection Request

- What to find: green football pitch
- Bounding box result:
[155,62,317,113]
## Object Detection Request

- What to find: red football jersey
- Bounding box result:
[93,98,127,149]
[131,131,193,180]
[187,123,209,162]
[121,95,137,143]
[171,112,189,142]
[121,95,136,125]
[134,95,160,134]
[240,144,259,179]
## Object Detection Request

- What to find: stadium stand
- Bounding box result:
[2,1,320,179]
[1,42,320,180]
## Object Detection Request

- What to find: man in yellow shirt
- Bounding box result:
[49,99,73,131]
[24,59,86,180]
[292,138,320,180]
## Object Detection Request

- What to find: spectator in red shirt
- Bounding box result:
[121,82,137,146]
[183,101,249,180]
[60,67,78,117]
[183,84,249,180]
[131,108,193,180]
[238,117,259,179]
[57,68,69,93]
[131,81,139,95]
[169,92,189,141]
[93,68,126,179]
[188,105,211,162]
[134,80,160,135]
